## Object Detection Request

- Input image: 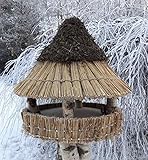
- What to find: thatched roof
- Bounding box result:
[38,17,107,63]
[14,61,131,99]
[14,17,131,99]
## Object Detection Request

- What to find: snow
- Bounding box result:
[0,135,57,160]
[0,80,57,160]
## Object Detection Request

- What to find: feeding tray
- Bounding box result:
[21,103,122,144]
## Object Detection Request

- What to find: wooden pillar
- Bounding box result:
[27,98,40,113]
[107,98,117,107]
[58,100,91,160]
[58,143,80,160]
[107,98,117,113]
[77,143,90,160]
[58,100,80,160]
[75,100,90,160]
[75,100,83,108]
[62,100,75,118]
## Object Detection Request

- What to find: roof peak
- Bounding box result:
[38,17,107,63]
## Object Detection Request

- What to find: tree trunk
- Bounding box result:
[58,143,80,160]
[62,100,74,118]
[27,98,40,113]
[57,100,91,160]
[77,143,90,160]
[75,100,90,160]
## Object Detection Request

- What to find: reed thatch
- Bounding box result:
[14,61,131,99]
[38,17,107,63]
[21,107,122,143]
[14,17,130,99]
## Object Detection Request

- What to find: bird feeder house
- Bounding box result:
[14,17,131,159]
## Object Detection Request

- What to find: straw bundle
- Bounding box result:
[14,61,131,99]
[21,107,122,143]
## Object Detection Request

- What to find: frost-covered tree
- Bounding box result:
[0,0,39,72]
[0,0,148,160]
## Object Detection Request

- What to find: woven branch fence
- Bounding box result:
[14,61,130,99]
[21,107,122,144]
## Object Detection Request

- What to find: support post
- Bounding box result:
[57,100,91,160]
[75,100,83,108]
[58,100,80,160]
[27,98,40,113]
[107,98,117,107]
[77,143,90,160]
[107,98,117,113]
[75,100,90,160]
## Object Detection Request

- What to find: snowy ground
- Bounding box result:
[0,135,57,160]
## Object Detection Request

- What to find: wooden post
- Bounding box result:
[107,98,117,107]
[58,100,80,160]
[27,98,40,113]
[62,100,75,118]
[75,100,83,108]
[75,100,90,160]
[77,143,90,160]
[107,98,117,113]
[57,100,91,160]
[58,143,80,160]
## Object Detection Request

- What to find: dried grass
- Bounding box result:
[14,61,131,99]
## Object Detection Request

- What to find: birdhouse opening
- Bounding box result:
[26,98,116,118]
